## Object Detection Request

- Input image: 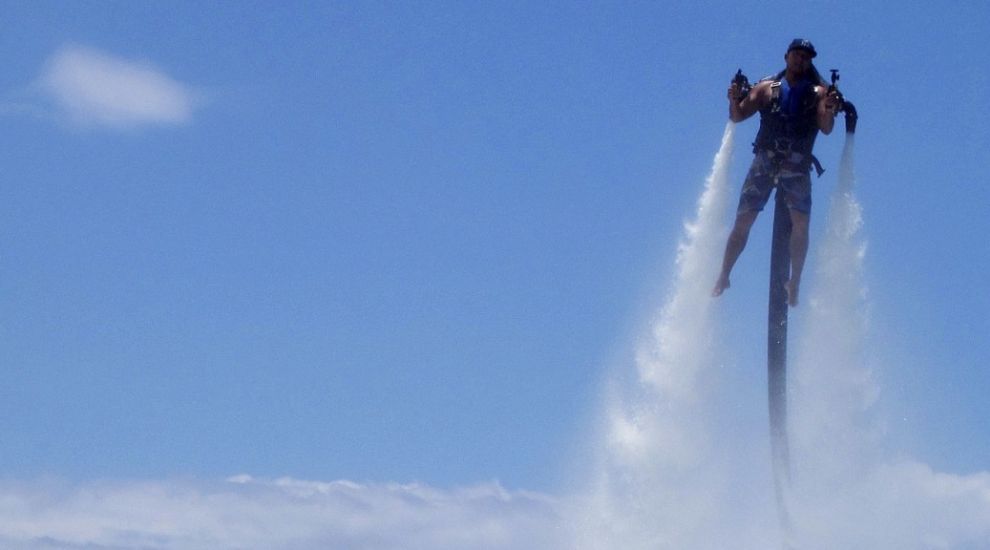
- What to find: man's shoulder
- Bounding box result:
[751,79,777,92]
[750,80,775,99]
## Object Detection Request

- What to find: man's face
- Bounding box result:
[785,49,813,75]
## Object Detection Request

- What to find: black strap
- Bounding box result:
[811,155,825,177]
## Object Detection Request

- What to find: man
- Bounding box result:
[712,38,842,307]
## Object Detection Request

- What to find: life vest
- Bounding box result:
[752,75,824,175]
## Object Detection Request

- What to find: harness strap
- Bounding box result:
[759,79,825,177]
[810,155,825,177]
[762,150,826,178]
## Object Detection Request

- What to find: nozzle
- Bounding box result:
[732,69,751,102]
[843,100,858,134]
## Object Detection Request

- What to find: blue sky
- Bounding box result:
[1,1,988,547]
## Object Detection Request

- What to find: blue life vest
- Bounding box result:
[753,74,821,164]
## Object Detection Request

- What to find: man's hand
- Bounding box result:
[727,82,744,102]
[729,80,766,122]
[816,86,838,134]
[824,90,843,114]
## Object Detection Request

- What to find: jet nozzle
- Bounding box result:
[842,101,858,134]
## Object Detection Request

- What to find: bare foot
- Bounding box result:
[712,275,731,297]
[784,279,800,307]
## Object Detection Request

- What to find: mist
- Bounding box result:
[567,128,990,549]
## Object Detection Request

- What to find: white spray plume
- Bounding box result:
[571,128,990,550]
[569,123,785,549]
[789,135,990,549]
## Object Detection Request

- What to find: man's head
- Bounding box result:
[784,38,816,77]
[787,38,817,58]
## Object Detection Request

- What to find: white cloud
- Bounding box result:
[0,476,563,550]
[0,464,987,550]
[787,460,990,550]
[38,45,199,129]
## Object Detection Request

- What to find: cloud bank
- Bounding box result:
[38,45,199,129]
[0,476,563,550]
[1,464,986,550]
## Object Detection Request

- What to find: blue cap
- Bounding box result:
[787,38,817,58]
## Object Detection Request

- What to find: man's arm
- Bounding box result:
[816,86,840,134]
[728,81,769,122]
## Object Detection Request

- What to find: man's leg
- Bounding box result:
[712,210,760,297]
[785,208,810,307]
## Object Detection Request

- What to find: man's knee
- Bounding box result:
[789,210,810,232]
[730,216,756,243]
[728,229,749,248]
[731,219,749,236]
[734,210,759,229]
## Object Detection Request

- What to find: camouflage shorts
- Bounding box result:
[736,154,812,214]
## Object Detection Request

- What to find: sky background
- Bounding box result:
[0,1,988,545]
